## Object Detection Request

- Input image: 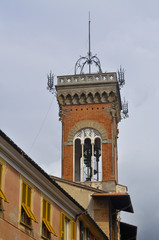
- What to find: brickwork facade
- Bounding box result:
[56,73,120,184]
[61,102,118,182]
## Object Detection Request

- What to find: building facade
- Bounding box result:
[0,130,108,240]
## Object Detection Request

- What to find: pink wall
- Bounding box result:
[0,160,63,240]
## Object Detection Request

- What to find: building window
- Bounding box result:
[74,128,102,182]
[86,228,90,240]
[71,220,76,240]
[42,198,57,239]
[65,217,69,240]
[80,221,85,240]
[0,163,8,205]
[60,212,76,240]
[21,182,37,227]
[80,222,92,240]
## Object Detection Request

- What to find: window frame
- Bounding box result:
[20,181,37,228]
[80,221,85,240]
[71,219,76,240]
[41,197,57,240]
[80,222,91,240]
[64,217,69,240]
[0,162,8,204]
[60,212,76,240]
[86,228,90,240]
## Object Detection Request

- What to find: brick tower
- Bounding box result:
[56,71,122,184]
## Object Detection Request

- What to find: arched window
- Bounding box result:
[74,128,102,182]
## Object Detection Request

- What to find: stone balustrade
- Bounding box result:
[57,73,117,85]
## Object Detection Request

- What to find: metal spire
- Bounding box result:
[88,12,91,74]
[74,14,102,75]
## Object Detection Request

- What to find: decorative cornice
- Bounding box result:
[56,73,121,122]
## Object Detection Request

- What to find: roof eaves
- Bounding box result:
[92,192,133,213]
[51,175,107,193]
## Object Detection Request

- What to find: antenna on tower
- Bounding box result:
[74,13,102,75]
[118,66,125,89]
[121,98,129,119]
[47,71,56,95]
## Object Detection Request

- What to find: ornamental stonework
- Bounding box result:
[56,73,122,122]
[67,120,108,144]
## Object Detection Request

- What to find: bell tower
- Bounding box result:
[55,17,126,187]
[56,71,121,184]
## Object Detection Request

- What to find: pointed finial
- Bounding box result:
[88,12,91,74]
[74,14,102,75]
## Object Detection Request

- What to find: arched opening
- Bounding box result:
[101,92,107,103]
[94,92,101,103]
[72,94,79,105]
[94,138,101,181]
[74,128,102,182]
[84,138,92,181]
[87,93,94,103]
[79,93,86,104]
[65,94,72,105]
[75,139,81,181]
[58,94,65,105]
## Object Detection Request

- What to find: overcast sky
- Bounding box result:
[1,1,159,239]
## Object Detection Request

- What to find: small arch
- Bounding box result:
[72,94,79,105]
[108,91,116,102]
[109,91,115,97]
[94,92,101,103]
[87,93,94,104]
[58,94,65,105]
[101,92,107,103]
[79,93,86,104]
[65,94,72,105]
